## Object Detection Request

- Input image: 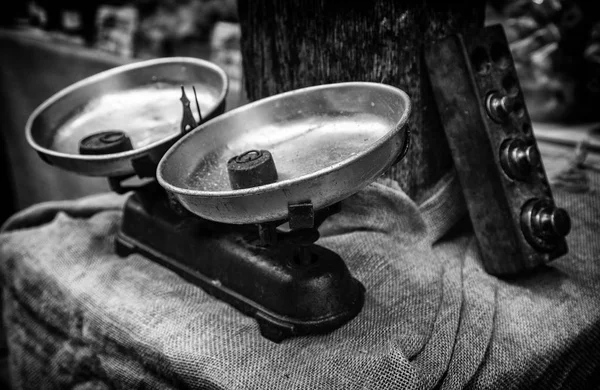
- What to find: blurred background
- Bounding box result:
[0,0,599,221]
[487,0,600,123]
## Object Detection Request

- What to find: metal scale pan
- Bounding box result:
[158,82,411,224]
[26,57,228,177]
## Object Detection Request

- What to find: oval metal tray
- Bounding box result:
[26,57,228,177]
[158,82,411,224]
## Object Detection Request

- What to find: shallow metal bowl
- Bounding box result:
[158,82,411,224]
[26,57,228,177]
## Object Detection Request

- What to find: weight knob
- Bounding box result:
[79,130,133,155]
[500,138,540,180]
[521,199,571,252]
[227,149,278,189]
[533,206,571,239]
[486,91,515,123]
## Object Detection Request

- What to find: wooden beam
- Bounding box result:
[238,0,485,199]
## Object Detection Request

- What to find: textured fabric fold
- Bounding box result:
[0,151,599,389]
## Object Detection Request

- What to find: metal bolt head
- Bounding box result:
[524,145,540,167]
[499,95,515,114]
[521,198,571,252]
[541,207,571,237]
[288,201,315,230]
[500,138,540,180]
[486,92,514,123]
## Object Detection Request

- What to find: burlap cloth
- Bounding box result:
[0,143,598,389]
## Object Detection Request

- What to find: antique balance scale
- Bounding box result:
[25,25,570,343]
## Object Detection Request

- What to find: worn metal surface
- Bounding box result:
[425,24,569,276]
[26,57,228,177]
[158,82,411,224]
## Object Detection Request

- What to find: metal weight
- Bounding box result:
[227,150,278,190]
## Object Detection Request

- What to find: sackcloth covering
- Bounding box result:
[0,142,599,389]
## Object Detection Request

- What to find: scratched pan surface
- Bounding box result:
[158,82,411,224]
[26,57,228,176]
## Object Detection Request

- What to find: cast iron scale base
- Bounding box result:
[114,179,364,343]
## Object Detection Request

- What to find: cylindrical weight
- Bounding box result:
[79,131,133,155]
[227,149,278,189]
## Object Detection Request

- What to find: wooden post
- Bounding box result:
[237,0,485,200]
